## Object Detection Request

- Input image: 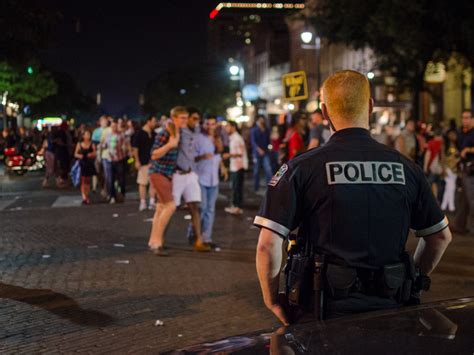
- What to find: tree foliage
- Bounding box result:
[0,61,57,106]
[144,63,236,116]
[311,0,474,91]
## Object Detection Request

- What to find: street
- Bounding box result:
[0,172,473,353]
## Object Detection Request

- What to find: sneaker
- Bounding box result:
[109,197,116,204]
[194,242,211,252]
[205,242,221,252]
[224,206,237,214]
[150,246,169,256]
[234,208,244,215]
[139,201,147,211]
[148,199,156,210]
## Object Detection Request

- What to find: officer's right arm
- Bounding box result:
[254,163,303,325]
[256,228,289,326]
[414,229,452,276]
[411,169,452,275]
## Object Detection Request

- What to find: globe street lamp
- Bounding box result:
[300,31,313,45]
[229,65,240,76]
[300,29,321,105]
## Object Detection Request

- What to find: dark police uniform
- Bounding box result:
[254,128,449,317]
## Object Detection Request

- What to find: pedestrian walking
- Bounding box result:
[424,128,445,203]
[250,115,273,192]
[283,112,306,161]
[193,116,228,250]
[173,107,211,252]
[224,120,248,215]
[395,119,418,162]
[441,129,460,212]
[41,127,56,188]
[308,109,331,149]
[453,110,474,234]
[269,126,281,173]
[91,116,108,194]
[52,121,71,187]
[74,130,97,204]
[132,115,157,211]
[148,107,186,256]
[103,119,130,203]
[100,116,113,199]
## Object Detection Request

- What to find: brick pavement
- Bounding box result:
[0,187,280,353]
[0,183,473,353]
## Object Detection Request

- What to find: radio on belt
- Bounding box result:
[326,161,406,185]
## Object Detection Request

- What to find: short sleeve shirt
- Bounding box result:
[195,133,221,187]
[286,130,305,160]
[176,127,197,171]
[149,128,178,178]
[254,128,447,268]
[132,129,155,165]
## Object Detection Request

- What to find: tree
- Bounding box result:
[310,0,474,118]
[144,63,235,116]
[0,61,57,107]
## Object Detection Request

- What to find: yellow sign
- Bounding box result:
[282,71,308,101]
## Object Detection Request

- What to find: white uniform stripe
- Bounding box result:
[254,216,290,237]
[414,216,449,237]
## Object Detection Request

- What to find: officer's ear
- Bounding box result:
[321,103,330,122]
[369,98,374,116]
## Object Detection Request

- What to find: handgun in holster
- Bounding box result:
[283,234,325,321]
[400,251,431,305]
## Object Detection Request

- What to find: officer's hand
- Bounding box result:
[266,301,290,326]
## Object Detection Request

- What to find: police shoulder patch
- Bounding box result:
[268,164,288,187]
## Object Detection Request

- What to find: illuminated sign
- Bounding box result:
[282,71,308,101]
[424,62,446,84]
[209,2,305,19]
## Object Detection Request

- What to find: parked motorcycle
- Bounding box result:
[4,146,45,176]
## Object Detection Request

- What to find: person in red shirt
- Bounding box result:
[424,128,445,203]
[284,112,307,161]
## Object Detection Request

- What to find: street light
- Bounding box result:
[300,29,321,105]
[300,31,313,44]
[229,65,240,76]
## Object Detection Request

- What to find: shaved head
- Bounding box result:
[321,70,372,130]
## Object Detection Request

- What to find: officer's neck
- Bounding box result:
[332,119,369,132]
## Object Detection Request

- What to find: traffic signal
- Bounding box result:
[27,66,33,75]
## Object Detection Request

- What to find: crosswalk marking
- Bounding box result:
[0,199,16,211]
[51,196,83,208]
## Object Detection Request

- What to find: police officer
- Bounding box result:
[254,70,452,325]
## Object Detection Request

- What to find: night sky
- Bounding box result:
[40,0,218,116]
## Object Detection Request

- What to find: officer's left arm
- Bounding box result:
[411,167,451,275]
[256,228,289,326]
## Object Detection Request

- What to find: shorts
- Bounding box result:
[137,165,150,186]
[150,173,174,204]
[172,171,201,206]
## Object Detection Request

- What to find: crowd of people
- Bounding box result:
[0,106,473,250]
